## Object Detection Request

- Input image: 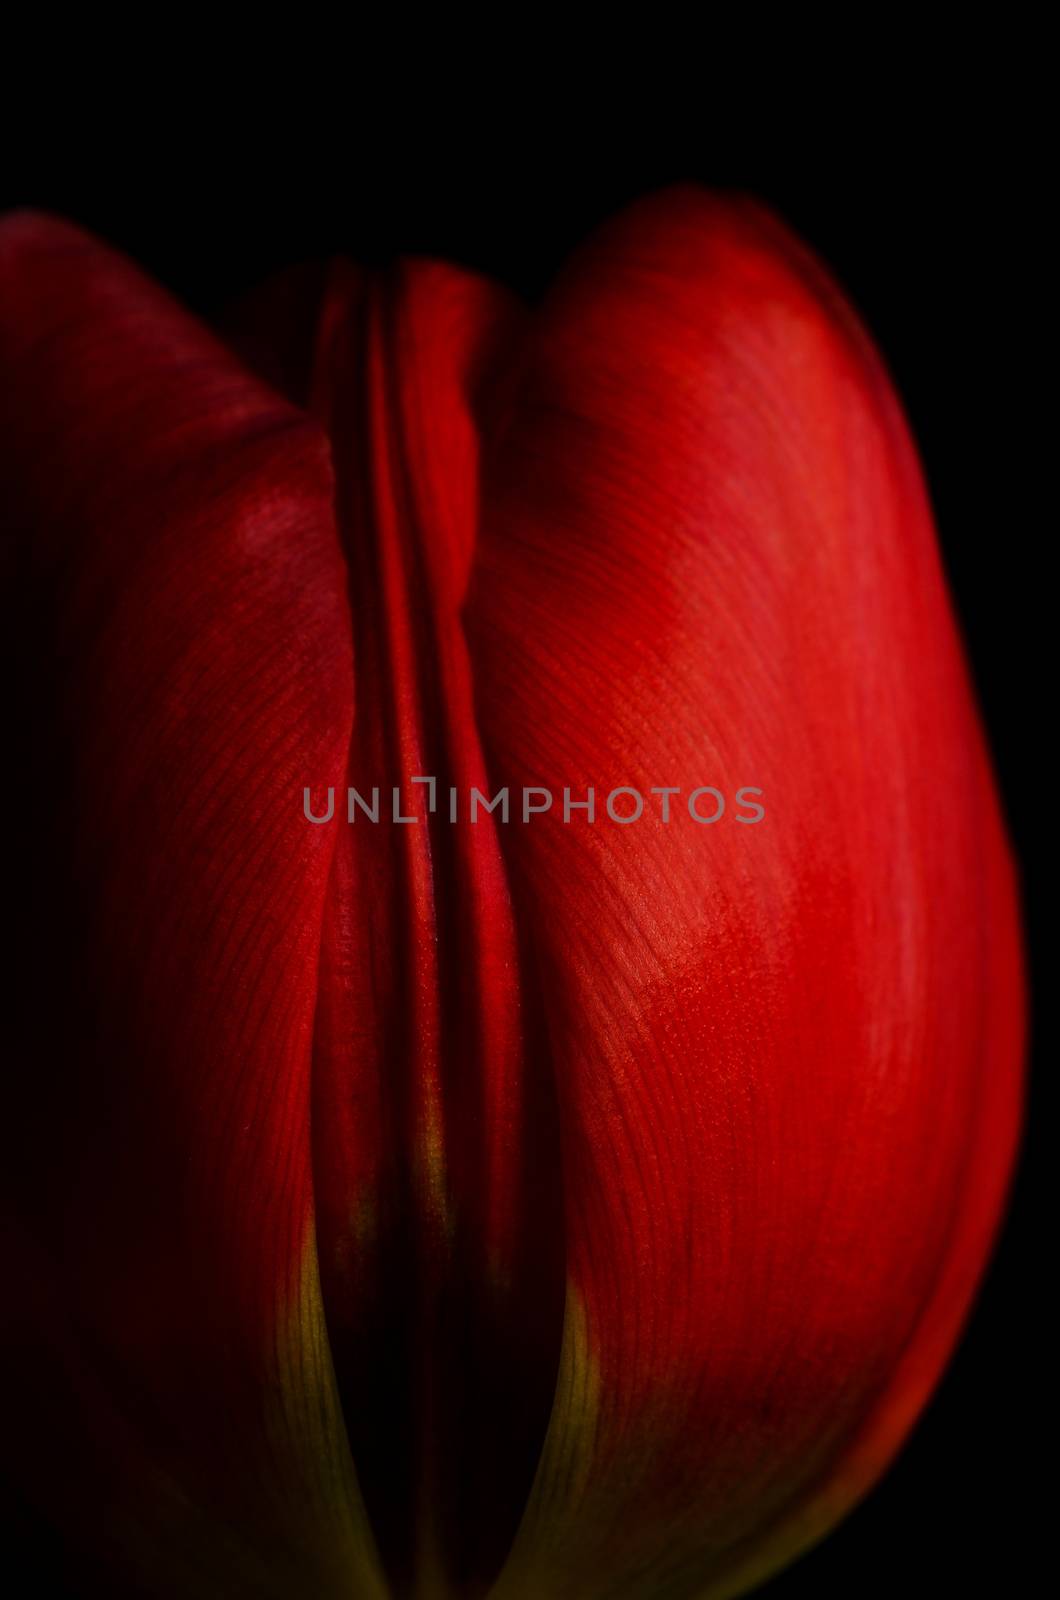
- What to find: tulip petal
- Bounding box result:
[464,189,1023,1599]
[300,257,566,1595]
[0,215,386,1596]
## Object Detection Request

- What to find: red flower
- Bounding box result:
[0,189,1023,1599]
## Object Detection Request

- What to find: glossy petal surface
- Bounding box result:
[465,190,1023,1599]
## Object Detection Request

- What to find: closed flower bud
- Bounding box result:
[0,189,1023,1599]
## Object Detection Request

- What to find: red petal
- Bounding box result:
[302,258,565,1594]
[1,214,386,1596]
[463,189,1024,1598]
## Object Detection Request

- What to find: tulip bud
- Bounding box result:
[0,189,1023,1599]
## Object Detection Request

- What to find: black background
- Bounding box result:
[2,88,1045,1600]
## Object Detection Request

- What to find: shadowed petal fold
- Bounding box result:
[302,258,565,1598]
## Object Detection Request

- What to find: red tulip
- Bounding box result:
[0,189,1023,1599]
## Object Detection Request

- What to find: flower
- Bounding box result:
[0,188,1023,1599]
